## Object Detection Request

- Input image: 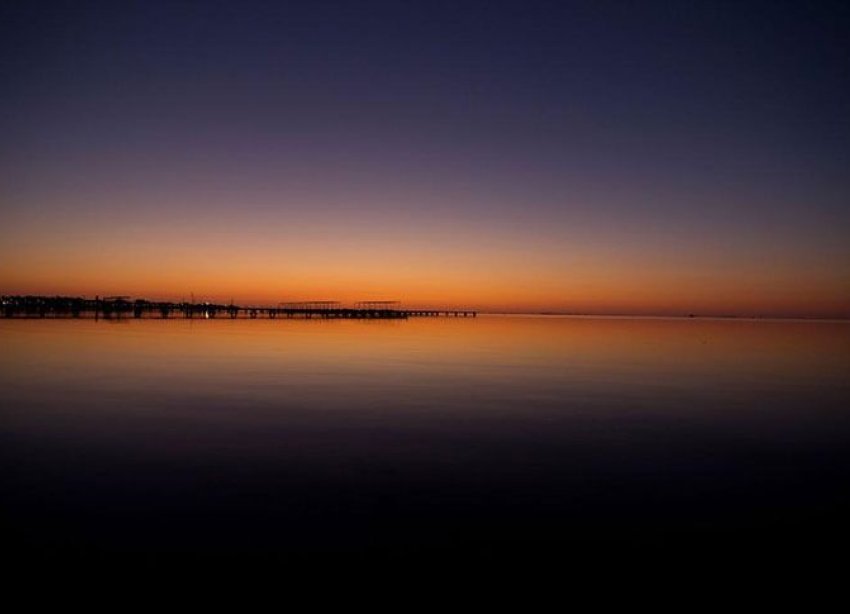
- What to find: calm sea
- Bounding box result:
[2,315,849,563]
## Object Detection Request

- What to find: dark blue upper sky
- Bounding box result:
[4,0,848,206]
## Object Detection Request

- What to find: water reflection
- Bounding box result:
[2,316,849,561]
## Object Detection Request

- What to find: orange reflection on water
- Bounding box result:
[2,316,848,399]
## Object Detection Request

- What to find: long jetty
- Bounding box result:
[1,296,477,320]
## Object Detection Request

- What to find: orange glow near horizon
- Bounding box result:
[2,187,848,318]
[2,227,848,317]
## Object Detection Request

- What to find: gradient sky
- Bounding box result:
[1,0,848,316]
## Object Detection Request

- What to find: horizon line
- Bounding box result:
[2,293,847,322]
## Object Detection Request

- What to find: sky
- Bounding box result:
[1,0,848,316]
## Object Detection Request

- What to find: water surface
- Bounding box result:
[2,316,849,562]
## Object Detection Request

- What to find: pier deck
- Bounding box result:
[1,296,477,320]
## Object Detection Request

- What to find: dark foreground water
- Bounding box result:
[2,316,849,565]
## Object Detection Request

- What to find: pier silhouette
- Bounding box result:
[1,295,477,320]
